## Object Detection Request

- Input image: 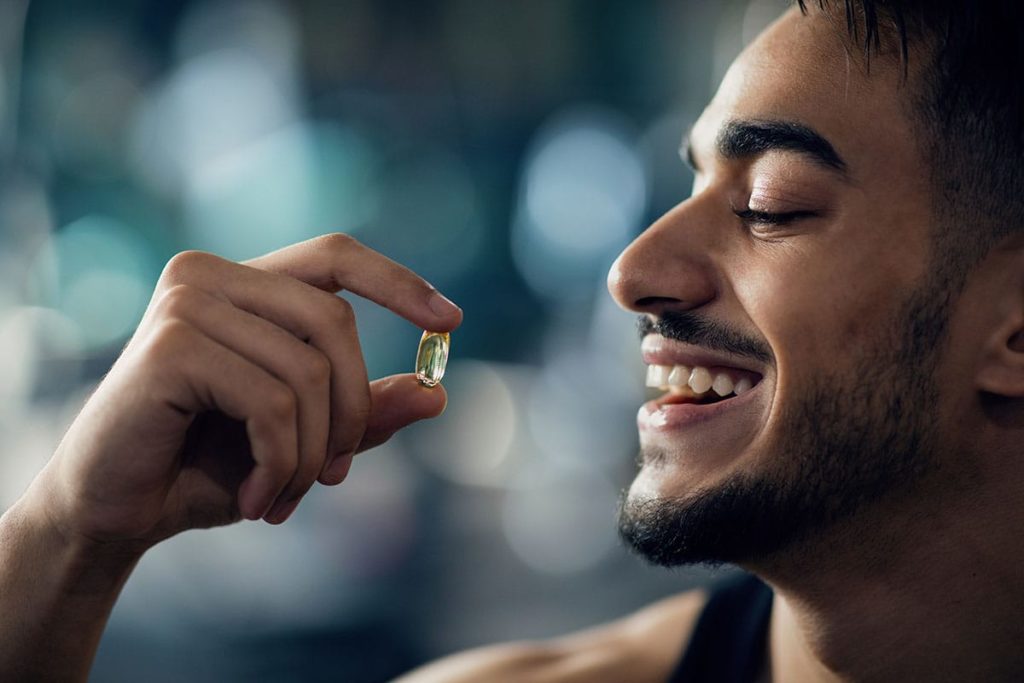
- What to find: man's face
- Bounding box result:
[609,8,955,566]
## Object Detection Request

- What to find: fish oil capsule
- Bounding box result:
[416,331,450,387]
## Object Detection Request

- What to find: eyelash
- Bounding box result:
[732,207,816,229]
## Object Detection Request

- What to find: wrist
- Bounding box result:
[12,470,147,588]
[0,475,143,680]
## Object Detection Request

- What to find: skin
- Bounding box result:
[2,5,1023,682]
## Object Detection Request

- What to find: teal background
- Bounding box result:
[0,0,781,679]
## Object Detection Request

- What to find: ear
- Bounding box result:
[976,288,1024,398]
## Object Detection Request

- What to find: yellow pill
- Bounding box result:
[416,331,450,387]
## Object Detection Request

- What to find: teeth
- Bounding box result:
[646,365,671,388]
[712,373,734,397]
[688,367,713,394]
[667,365,690,386]
[646,363,758,399]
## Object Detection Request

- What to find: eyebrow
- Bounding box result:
[681,119,849,177]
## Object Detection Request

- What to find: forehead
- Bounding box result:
[690,7,920,184]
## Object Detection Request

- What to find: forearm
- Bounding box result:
[0,481,141,681]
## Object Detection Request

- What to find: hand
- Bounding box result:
[32,233,462,552]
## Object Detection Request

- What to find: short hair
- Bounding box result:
[796,0,1024,290]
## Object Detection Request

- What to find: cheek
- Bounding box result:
[737,238,921,366]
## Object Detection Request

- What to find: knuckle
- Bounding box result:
[264,386,298,424]
[324,294,354,328]
[142,319,195,361]
[157,284,200,319]
[261,456,295,487]
[160,250,216,286]
[311,290,356,333]
[319,232,359,252]
[300,349,331,387]
[153,318,195,349]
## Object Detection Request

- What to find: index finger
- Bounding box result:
[244,233,463,332]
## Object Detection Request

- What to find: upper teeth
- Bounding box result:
[645,364,754,398]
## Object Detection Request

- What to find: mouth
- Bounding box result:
[638,336,769,432]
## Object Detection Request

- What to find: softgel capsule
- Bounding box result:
[415,331,450,387]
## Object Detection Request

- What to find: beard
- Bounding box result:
[618,280,951,568]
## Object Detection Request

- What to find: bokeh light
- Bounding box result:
[52,71,142,180]
[415,360,523,488]
[369,145,486,280]
[26,214,160,350]
[0,175,54,282]
[502,460,619,575]
[131,46,299,200]
[0,305,80,406]
[512,106,648,301]
[182,120,379,259]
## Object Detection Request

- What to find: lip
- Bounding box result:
[638,378,765,433]
[640,336,766,377]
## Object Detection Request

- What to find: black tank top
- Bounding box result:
[667,573,774,682]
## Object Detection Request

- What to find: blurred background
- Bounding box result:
[0,0,784,680]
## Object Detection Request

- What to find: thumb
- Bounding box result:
[363,373,448,448]
[318,374,447,485]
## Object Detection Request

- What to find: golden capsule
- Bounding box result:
[416,331,450,387]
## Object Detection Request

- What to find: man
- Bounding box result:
[2,0,1023,680]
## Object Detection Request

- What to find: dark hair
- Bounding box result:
[797,0,1024,289]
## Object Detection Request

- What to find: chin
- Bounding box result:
[627,437,764,507]
[617,464,795,568]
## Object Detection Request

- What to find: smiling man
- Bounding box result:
[2,1,1024,681]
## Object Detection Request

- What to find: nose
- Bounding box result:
[607,198,718,315]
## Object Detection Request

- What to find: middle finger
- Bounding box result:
[157,251,371,469]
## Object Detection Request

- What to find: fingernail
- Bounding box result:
[428,291,461,318]
[265,498,299,524]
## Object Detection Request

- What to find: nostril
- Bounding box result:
[636,296,686,308]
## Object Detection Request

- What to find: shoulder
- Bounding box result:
[394,589,708,683]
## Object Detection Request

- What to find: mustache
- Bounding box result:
[637,312,773,365]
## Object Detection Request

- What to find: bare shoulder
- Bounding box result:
[394,589,707,683]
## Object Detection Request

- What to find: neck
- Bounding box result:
[750,459,1024,682]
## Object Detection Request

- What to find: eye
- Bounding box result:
[732,207,816,232]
